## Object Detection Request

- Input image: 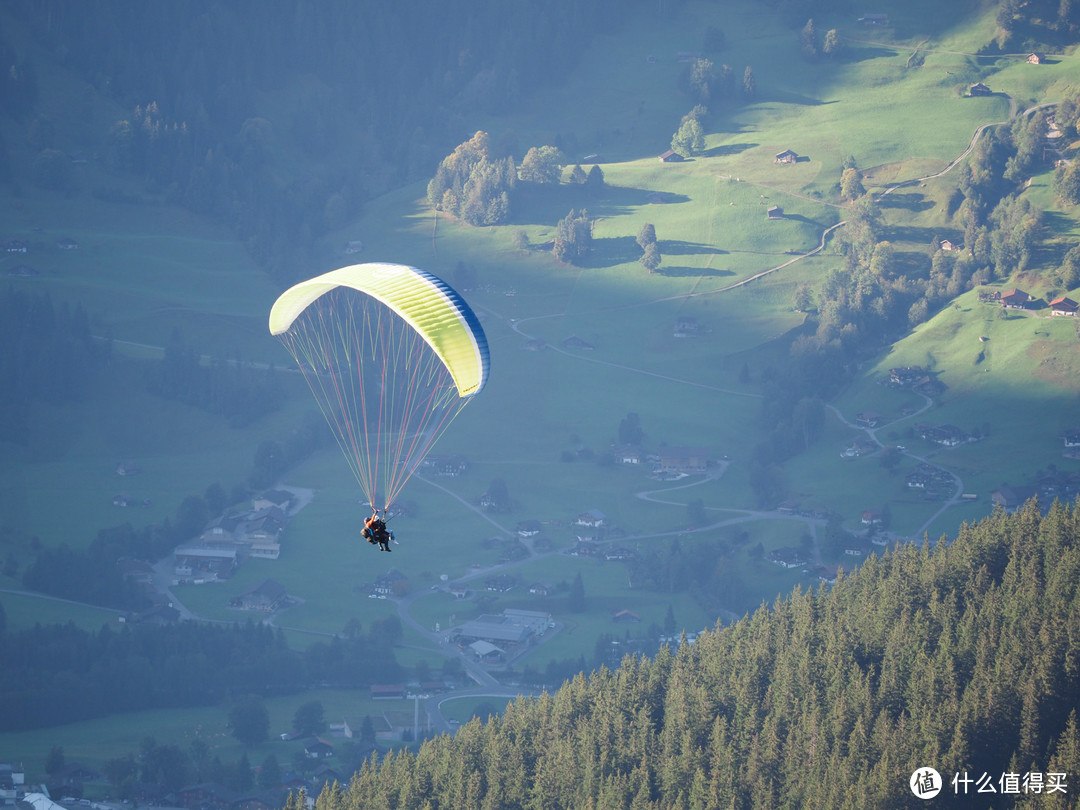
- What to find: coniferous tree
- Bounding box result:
[585,164,605,194]
[800,18,819,59]
[568,572,586,613]
[636,223,657,250]
[742,65,756,99]
[640,242,661,273]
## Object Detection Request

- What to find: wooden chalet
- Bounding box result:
[1050,296,1078,316]
[1000,288,1033,309]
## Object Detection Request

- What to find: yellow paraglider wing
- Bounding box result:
[269,263,488,397]
[268,263,489,510]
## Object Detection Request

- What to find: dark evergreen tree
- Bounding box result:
[568,572,586,613]
[585,164,605,194]
[618,412,644,445]
[228,695,270,748]
[293,700,326,737]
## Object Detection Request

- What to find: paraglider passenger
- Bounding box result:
[362,511,393,552]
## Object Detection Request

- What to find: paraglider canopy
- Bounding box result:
[269,263,489,510]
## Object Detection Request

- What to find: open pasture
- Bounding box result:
[0,687,396,780]
[3,0,1080,763]
[0,589,121,634]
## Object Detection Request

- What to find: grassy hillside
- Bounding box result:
[2,0,1080,778]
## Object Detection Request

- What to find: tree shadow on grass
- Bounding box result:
[1040,213,1076,262]
[835,44,899,64]
[660,240,726,256]
[584,235,649,267]
[878,191,935,212]
[512,182,690,225]
[763,90,837,107]
[779,213,836,231]
[583,235,728,268]
[653,265,734,278]
[882,224,941,245]
[702,142,759,158]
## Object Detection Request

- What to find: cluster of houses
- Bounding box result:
[766,548,858,585]
[905,462,957,500]
[1064,430,1080,459]
[888,366,931,388]
[976,287,1079,315]
[3,236,81,277]
[883,365,945,397]
[612,445,711,480]
[989,432,1080,511]
[172,490,294,584]
[841,435,876,458]
[991,469,1080,512]
[450,608,554,664]
[10,701,448,810]
[421,454,468,477]
[1,763,24,805]
[111,461,154,508]
[227,578,290,613]
[915,423,970,448]
[4,236,80,252]
[364,568,409,599]
[5,759,347,810]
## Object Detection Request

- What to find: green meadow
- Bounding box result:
[0,688,409,779]
[2,0,1080,774]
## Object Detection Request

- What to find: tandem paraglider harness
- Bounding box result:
[362,509,395,552]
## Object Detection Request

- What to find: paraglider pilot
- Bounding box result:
[362,509,394,552]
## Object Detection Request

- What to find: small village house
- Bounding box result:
[253,489,293,512]
[855,411,881,428]
[1000,289,1033,309]
[768,547,805,569]
[774,149,798,165]
[1050,296,1078,316]
[234,578,287,612]
[576,509,607,527]
[658,446,709,473]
